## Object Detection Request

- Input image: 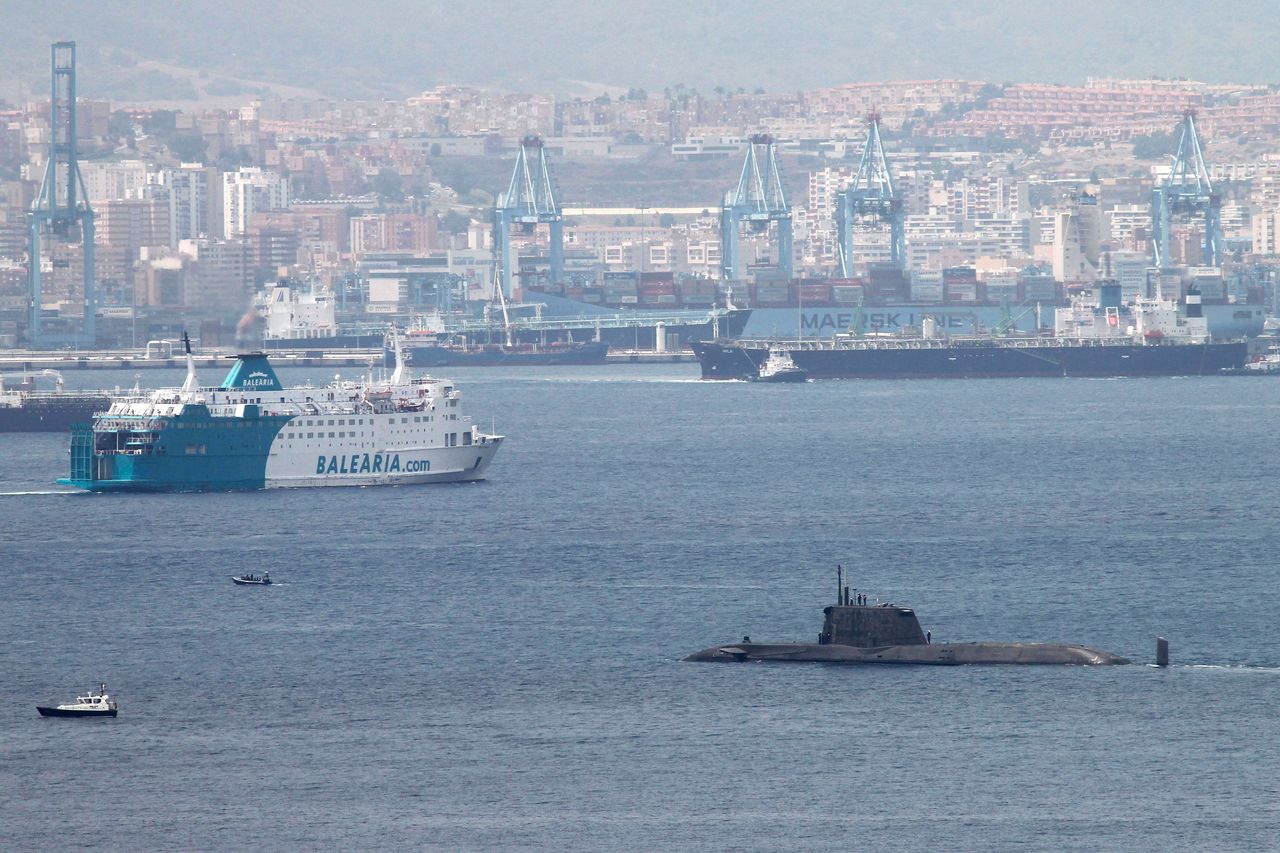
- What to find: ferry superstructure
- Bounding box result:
[58,335,503,492]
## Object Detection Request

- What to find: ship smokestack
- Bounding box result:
[1184,286,1203,319]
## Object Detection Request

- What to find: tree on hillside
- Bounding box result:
[440,210,471,234]
[372,167,404,200]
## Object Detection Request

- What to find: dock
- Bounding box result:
[0,348,692,371]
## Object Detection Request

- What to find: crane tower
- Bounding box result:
[836,113,904,277]
[28,41,96,348]
[719,134,792,281]
[1150,110,1221,267]
[492,136,563,296]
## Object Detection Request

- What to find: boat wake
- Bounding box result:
[0,489,81,497]
[1173,663,1280,674]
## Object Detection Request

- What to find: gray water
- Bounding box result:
[3,365,1279,851]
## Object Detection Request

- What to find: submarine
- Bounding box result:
[684,566,1138,666]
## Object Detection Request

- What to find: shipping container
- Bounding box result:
[942,266,978,284]
[910,283,944,304]
[944,282,980,303]
[1192,277,1227,302]
[985,284,1018,303]
[638,281,677,295]
[680,285,716,296]
[603,282,639,298]
[639,293,680,306]
[753,284,793,303]
[798,284,832,303]
[868,263,906,285]
[831,285,864,305]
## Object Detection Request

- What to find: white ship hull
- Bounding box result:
[263,440,501,488]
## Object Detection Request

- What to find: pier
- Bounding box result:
[0,348,691,371]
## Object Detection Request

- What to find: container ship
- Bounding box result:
[1,371,113,432]
[58,335,502,492]
[693,286,1247,380]
[527,266,1264,341]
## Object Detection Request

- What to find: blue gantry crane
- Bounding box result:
[28,41,96,348]
[1150,110,1222,267]
[836,113,904,277]
[719,133,792,281]
[492,135,563,296]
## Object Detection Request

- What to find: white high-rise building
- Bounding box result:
[222,167,289,237]
[1253,210,1279,255]
[1053,196,1102,282]
[163,163,216,246]
[80,160,153,202]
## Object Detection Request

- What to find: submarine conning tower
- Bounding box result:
[821,604,927,647]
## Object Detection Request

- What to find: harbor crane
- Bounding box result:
[1150,110,1222,267]
[28,41,96,348]
[836,113,905,277]
[719,133,793,281]
[493,135,563,296]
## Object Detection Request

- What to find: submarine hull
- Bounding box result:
[683,641,1130,666]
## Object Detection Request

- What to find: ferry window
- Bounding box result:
[413,416,421,423]
[463,432,472,446]
[329,432,335,438]
[307,432,313,438]
[328,420,334,426]
[402,417,409,424]
[338,419,345,426]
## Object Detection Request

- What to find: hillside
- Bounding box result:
[2,1,1278,103]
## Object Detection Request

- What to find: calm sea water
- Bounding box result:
[3,365,1280,851]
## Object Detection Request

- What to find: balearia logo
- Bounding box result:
[242,371,273,388]
[316,453,431,475]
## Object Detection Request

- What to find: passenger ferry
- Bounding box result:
[58,334,503,492]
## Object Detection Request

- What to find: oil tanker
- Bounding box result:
[694,288,1247,380]
[0,371,112,432]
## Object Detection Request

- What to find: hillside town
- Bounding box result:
[5,67,1280,347]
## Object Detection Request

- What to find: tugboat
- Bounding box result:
[232,571,272,585]
[754,347,808,383]
[685,566,1136,666]
[37,684,118,717]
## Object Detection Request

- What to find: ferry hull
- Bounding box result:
[59,440,501,493]
[693,340,1249,380]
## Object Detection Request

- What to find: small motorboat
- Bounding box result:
[232,571,272,585]
[37,683,118,718]
[754,347,808,383]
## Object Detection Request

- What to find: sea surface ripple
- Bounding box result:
[3,365,1279,851]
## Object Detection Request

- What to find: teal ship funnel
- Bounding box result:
[220,354,284,391]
